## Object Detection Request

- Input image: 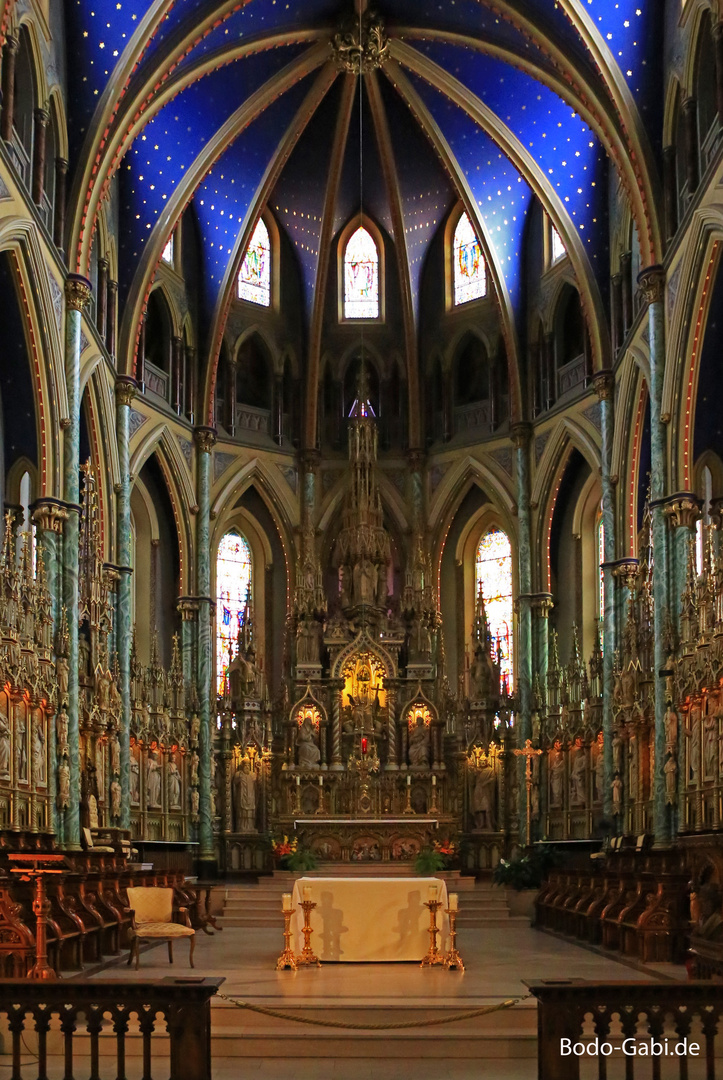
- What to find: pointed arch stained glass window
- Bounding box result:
[344,225,379,319]
[551,225,565,263]
[238,218,271,306]
[216,532,252,694]
[453,212,486,305]
[475,528,513,689]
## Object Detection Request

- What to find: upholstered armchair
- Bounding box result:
[126,887,195,969]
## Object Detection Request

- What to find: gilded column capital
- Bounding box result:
[115,376,137,408]
[610,557,639,591]
[64,273,92,311]
[530,592,554,616]
[637,264,665,305]
[510,422,532,449]
[593,369,614,401]
[662,492,701,529]
[193,425,217,453]
[30,498,68,534]
[177,597,201,621]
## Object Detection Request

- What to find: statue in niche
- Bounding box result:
[612,775,622,814]
[130,753,140,803]
[594,733,604,803]
[297,716,321,769]
[704,707,718,779]
[687,707,701,783]
[0,706,11,777]
[32,716,45,785]
[232,760,257,832]
[408,716,430,768]
[470,647,491,700]
[665,705,678,754]
[110,778,122,818]
[549,743,565,807]
[168,757,182,808]
[146,751,162,807]
[58,758,70,809]
[664,755,678,806]
[88,793,99,830]
[56,656,69,703]
[15,712,26,782]
[471,761,496,830]
[190,751,199,786]
[621,666,636,707]
[110,734,120,776]
[191,715,200,744]
[569,743,587,806]
[612,731,623,775]
[190,787,199,819]
[56,709,68,752]
[96,668,111,712]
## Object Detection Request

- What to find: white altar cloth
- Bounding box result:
[290,876,449,962]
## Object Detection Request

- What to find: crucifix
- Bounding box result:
[513,739,542,847]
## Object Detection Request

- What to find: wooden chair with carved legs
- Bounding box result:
[125,887,195,970]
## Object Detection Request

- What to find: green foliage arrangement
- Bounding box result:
[284,848,318,872]
[414,847,446,874]
[492,846,561,891]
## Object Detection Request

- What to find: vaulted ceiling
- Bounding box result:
[64,0,664,434]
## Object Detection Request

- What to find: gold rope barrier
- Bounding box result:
[216,992,532,1030]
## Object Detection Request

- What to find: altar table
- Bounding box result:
[290,877,449,962]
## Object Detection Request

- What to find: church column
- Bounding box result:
[595,371,617,820]
[63,274,92,849]
[663,495,700,629]
[0,35,18,143]
[53,157,68,253]
[115,376,136,830]
[177,599,199,697]
[531,594,553,686]
[330,683,343,770]
[31,107,48,207]
[638,265,670,846]
[512,422,533,844]
[194,425,217,873]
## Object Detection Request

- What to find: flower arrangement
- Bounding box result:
[433,839,457,862]
[415,839,458,875]
[270,834,317,872]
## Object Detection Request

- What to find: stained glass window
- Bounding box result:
[598,516,605,619]
[551,225,565,263]
[344,226,379,319]
[216,532,252,694]
[475,528,513,689]
[453,212,486,305]
[238,218,271,306]
[162,234,174,265]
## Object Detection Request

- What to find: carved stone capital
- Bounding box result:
[610,558,639,591]
[593,370,614,401]
[193,425,217,453]
[530,592,554,616]
[510,422,532,449]
[662,492,701,529]
[177,597,200,622]
[30,498,68,534]
[64,274,92,311]
[115,376,137,408]
[637,264,665,306]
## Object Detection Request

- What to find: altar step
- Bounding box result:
[217,880,528,930]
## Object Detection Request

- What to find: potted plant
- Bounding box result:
[414,846,446,874]
[492,847,560,920]
[270,835,318,872]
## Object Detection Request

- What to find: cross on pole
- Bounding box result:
[513,739,542,847]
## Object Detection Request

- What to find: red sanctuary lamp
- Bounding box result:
[361,737,368,755]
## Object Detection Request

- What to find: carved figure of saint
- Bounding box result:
[190,715,200,744]
[190,787,199,818]
[190,751,199,786]
[32,717,45,785]
[58,759,70,809]
[612,776,622,814]
[612,731,623,774]
[408,716,430,768]
[130,754,140,803]
[594,736,604,803]
[704,712,718,779]
[664,755,678,806]
[0,708,11,777]
[471,762,495,830]
[297,717,320,769]
[687,709,701,783]
[15,713,26,782]
[88,793,99,830]
[665,705,678,753]
[56,709,68,752]
[570,745,587,807]
[232,761,257,832]
[470,648,491,700]
[110,778,122,818]
[550,746,565,807]
[56,656,69,702]
[146,751,161,807]
[110,734,120,776]
[167,758,181,808]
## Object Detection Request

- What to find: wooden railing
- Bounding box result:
[526,980,723,1079]
[0,976,223,1079]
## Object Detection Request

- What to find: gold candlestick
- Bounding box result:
[296,900,321,967]
[444,907,464,971]
[420,900,445,967]
[276,907,297,970]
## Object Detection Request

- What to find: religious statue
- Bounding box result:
[550,744,565,807]
[32,716,45,785]
[612,731,623,774]
[146,751,162,806]
[471,762,495,830]
[570,743,587,806]
[130,754,140,803]
[469,647,491,700]
[232,760,257,832]
[665,705,678,754]
[56,709,68,752]
[612,775,622,814]
[594,733,604,803]
[96,667,111,711]
[88,793,99,830]
[687,709,701,783]
[297,716,321,769]
[109,734,120,776]
[704,710,718,780]
[408,716,430,768]
[15,712,26,782]
[56,656,69,702]
[664,754,678,806]
[110,778,122,818]
[58,758,70,809]
[191,715,200,744]
[621,666,636,707]
[190,787,199,818]
[190,751,199,786]
[0,707,11,777]
[168,757,182,808]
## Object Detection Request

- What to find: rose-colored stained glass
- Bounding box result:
[238,218,270,306]
[216,532,252,693]
[454,212,486,305]
[475,528,513,687]
[344,226,379,319]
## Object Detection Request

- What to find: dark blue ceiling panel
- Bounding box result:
[333,84,393,242]
[389,0,550,63]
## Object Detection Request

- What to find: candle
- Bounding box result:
[319,775,323,786]
[282,893,292,912]
[432,774,437,786]
[407,774,411,787]
[296,775,300,786]
[449,893,458,911]
[428,885,438,902]
[302,886,312,901]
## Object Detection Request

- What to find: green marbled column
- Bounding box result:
[194,426,216,869]
[638,266,670,846]
[178,600,198,697]
[513,423,533,844]
[406,450,425,533]
[667,496,699,629]
[532,595,553,685]
[62,276,91,849]
[115,377,136,830]
[596,374,617,821]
